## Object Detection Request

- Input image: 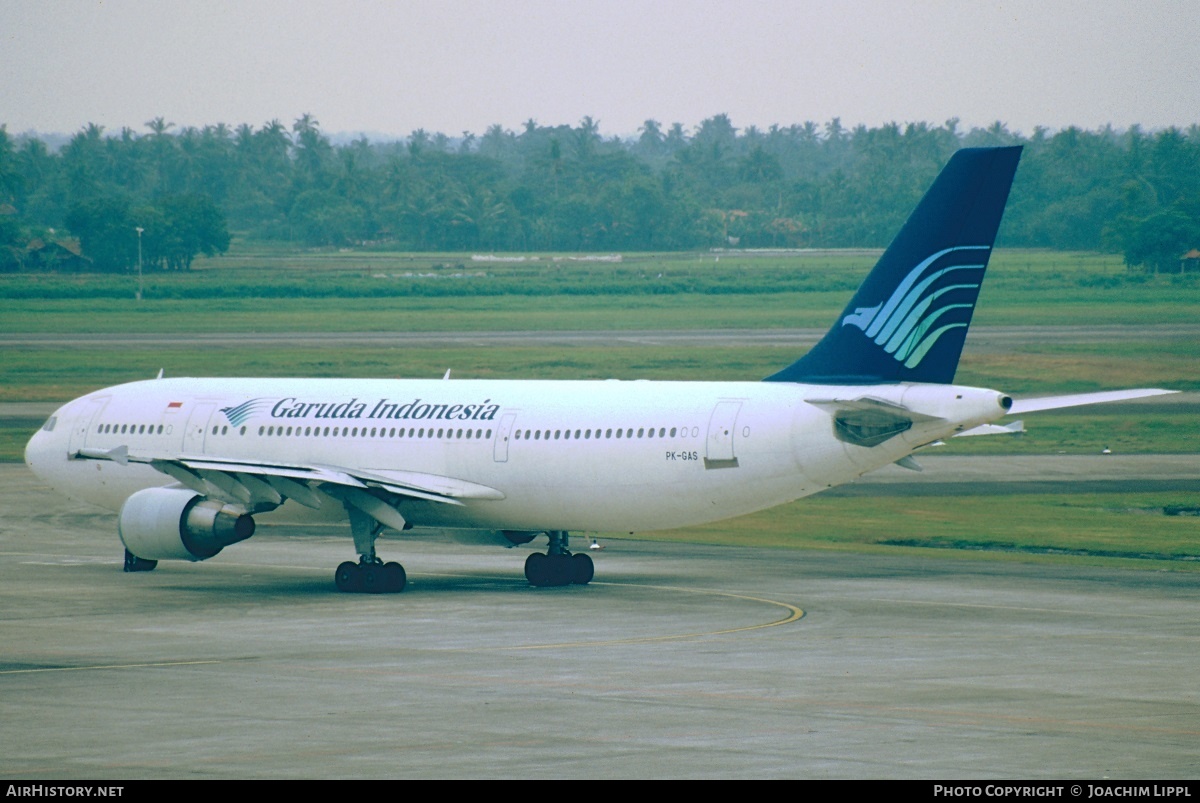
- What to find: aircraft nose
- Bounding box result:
[25,414,60,482]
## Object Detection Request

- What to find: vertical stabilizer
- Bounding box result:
[766,146,1022,385]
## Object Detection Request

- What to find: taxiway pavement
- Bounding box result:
[1,463,1198,779]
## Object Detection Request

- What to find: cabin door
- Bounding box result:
[68,396,110,454]
[704,401,742,469]
[182,403,217,455]
[493,413,517,463]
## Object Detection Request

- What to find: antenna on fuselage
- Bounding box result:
[442,369,452,380]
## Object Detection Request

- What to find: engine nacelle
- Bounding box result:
[119,487,255,562]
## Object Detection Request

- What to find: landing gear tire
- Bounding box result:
[526,552,591,587]
[123,549,158,573]
[362,563,382,592]
[382,561,406,593]
[571,552,594,585]
[335,561,361,592]
[335,560,406,593]
[525,552,550,587]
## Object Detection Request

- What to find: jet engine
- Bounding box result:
[118,487,255,562]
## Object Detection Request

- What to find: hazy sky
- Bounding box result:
[2,0,1197,140]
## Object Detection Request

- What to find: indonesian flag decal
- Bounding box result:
[165,401,183,412]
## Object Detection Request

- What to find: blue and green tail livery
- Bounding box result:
[767,146,1022,385]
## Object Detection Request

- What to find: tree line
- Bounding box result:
[1,114,1198,273]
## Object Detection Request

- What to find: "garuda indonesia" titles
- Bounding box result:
[221,397,501,427]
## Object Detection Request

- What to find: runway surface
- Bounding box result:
[2,463,1198,779]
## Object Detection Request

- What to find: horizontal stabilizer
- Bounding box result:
[1008,389,1177,415]
[954,420,1025,438]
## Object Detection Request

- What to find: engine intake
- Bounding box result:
[119,488,255,562]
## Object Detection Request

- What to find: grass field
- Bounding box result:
[3,249,1198,333]
[5,247,1197,568]
[641,491,1200,565]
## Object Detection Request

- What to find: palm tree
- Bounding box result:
[574,116,601,162]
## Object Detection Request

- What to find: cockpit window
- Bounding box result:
[41,415,57,432]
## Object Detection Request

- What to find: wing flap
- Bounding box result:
[353,467,507,501]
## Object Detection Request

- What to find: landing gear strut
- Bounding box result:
[525,531,593,587]
[334,503,407,593]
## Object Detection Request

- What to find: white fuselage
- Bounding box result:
[25,376,1011,534]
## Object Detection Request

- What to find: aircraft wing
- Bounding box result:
[73,448,505,527]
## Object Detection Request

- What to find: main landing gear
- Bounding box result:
[335,559,406,593]
[525,531,593,587]
[335,504,407,594]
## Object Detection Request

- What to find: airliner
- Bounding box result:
[23,146,1174,593]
